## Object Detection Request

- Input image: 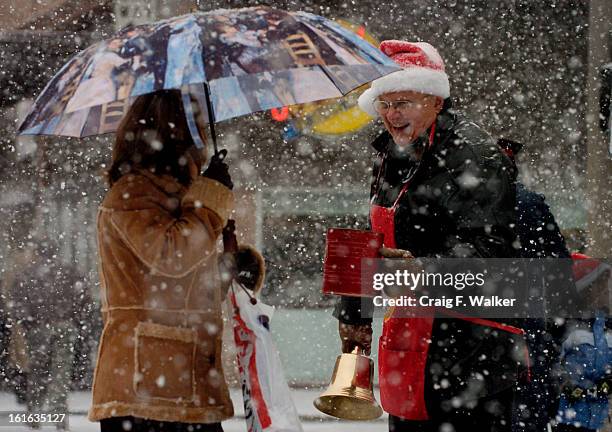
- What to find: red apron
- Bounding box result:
[370,126,528,420]
[371,182,434,420]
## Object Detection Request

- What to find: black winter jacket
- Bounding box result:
[335,108,519,323]
[372,115,517,258]
[334,108,525,405]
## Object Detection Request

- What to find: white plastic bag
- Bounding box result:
[229,285,303,432]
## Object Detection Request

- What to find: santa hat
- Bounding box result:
[571,253,611,292]
[358,40,450,117]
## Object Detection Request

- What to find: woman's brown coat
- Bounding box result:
[89,169,235,424]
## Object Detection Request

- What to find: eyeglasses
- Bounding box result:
[373,99,419,114]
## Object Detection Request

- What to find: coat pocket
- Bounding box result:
[134,322,197,402]
[378,339,429,420]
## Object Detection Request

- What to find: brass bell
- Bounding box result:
[314,347,383,420]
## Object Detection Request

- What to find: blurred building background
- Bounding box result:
[0,0,610,387]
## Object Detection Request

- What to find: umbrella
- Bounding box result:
[17,6,400,154]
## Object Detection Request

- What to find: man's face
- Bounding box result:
[377,91,443,148]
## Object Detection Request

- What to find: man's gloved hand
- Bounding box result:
[379,246,423,274]
[339,322,373,356]
[379,247,414,259]
[203,149,233,190]
[378,247,423,297]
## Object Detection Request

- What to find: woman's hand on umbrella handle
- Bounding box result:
[203,149,233,190]
[216,148,227,161]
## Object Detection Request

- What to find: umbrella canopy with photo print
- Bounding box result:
[17,6,400,153]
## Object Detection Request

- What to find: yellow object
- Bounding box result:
[314,346,383,420]
[312,105,373,135]
[287,19,378,138]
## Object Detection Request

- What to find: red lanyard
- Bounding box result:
[428,121,436,147]
[392,183,411,209]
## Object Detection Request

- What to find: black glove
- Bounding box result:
[203,149,233,190]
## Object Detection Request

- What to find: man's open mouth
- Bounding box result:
[390,123,412,135]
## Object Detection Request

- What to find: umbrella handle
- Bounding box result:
[203,82,219,156]
[181,84,220,156]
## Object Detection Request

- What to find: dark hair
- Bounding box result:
[107,89,205,186]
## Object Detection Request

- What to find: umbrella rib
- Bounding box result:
[316,64,346,96]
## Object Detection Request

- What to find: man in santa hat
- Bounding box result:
[334,40,526,431]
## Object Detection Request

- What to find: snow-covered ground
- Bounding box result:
[0,388,388,431]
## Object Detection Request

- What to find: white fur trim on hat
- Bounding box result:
[358,68,450,117]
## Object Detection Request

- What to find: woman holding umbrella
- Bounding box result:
[15,10,402,428]
[89,89,238,432]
